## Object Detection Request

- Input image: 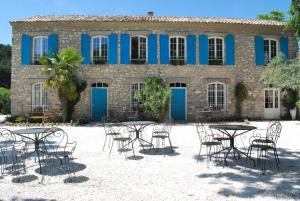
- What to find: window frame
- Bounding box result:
[130,35,148,64]
[32,36,48,65]
[130,83,144,112]
[91,36,109,64]
[207,82,227,111]
[31,82,48,112]
[169,36,186,65]
[263,38,278,65]
[208,37,225,65]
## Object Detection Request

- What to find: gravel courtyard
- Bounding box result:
[0,121,300,201]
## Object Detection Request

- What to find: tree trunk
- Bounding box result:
[61,98,69,122]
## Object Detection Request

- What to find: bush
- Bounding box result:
[234,82,248,118]
[0,87,10,114]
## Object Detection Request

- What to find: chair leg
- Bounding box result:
[168,137,173,153]
[197,144,202,163]
[273,148,280,171]
[102,134,108,151]
[108,140,114,158]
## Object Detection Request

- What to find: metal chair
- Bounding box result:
[150,122,173,155]
[247,121,282,175]
[102,121,122,151]
[195,123,223,166]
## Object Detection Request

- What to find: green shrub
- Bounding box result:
[15,115,26,123]
[235,82,248,118]
[0,87,10,114]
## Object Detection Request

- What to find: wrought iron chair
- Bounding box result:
[195,123,223,166]
[102,120,122,151]
[150,122,173,155]
[247,121,282,175]
[0,128,26,177]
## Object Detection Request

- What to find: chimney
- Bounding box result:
[147,11,154,17]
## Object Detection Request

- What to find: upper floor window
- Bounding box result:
[208,37,224,65]
[170,37,185,65]
[32,83,48,112]
[264,39,277,64]
[131,36,147,64]
[207,82,226,111]
[131,83,144,111]
[92,36,108,64]
[33,36,48,65]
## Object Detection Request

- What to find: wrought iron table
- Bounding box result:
[209,124,257,165]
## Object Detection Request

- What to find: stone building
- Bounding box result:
[10,13,298,121]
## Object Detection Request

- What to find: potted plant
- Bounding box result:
[234,81,248,119]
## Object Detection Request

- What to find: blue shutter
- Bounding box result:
[108,33,118,64]
[160,34,169,64]
[280,37,288,60]
[120,33,130,64]
[81,34,91,64]
[48,33,58,57]
[255,36,264,66]
[21,34,31,65]
[225,35,235,65]
[199,35,208,65]
[186,35,196,65]
[148,34,157,64]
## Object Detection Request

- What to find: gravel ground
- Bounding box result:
[0,121,299,201]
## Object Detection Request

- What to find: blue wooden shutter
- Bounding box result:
[48,33,58,57]
[255,36,264,66]
[21,34,31,65]
[148,34,157,64]
[199,35,208,65]
[120,33,130,64]
[225,35,235,65]
[186,35,196,65]
[160,34,169,64]
[108,33,118,64]
[81,34,91,64]
[280,37,288,60]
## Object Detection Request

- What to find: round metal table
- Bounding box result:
[209,124,257,165]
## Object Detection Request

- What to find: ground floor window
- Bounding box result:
[131,83,144,111]
[207,82,226,111]
[32,83,48,112]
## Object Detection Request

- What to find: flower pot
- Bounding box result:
[289,108,297,120]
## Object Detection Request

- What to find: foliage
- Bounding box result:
[286,0,300,38]
[0,44,11,88]
[0,87,10,114]
[135,77,171,122]
[15,115,26,123]
[234,82,248,118]
[282,89,297,110]
[257,10,286,22]
[296,100,300,109]
[39,48,87,122]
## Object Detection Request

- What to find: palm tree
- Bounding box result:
[39,48,87,122]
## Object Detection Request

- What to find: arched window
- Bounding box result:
[207,82,226,111]
[264,39,277,64]
[91,82,108,88]
[31,83,48,112]
[169,82,186,87]
[131,36,147,64]
[170,36,185,65]
[33,36,48,65]
[208,37,224,65]
[92,36,108,64]
[131,83,144,111]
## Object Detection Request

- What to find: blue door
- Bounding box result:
[91,88,108,121]
[171,88,186,121]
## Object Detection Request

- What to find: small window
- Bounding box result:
[170,37,185,65]
[170,83,186,87]
[131,36,147,64]
[131,83,144,111]
[208,37,224,65]
[32,83,48,112]
[92,36,108,64]
[264,39,277,64]
[207,83,226,111]
[91,83,108,88]
[33,36,48,65]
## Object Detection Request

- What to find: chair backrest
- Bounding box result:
[195,123,213,143]
[266,121,282,144]
[43,127,69,154]
[104,122,121,135]
[0,128,16,150]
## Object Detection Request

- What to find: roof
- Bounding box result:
[11,15,285,27]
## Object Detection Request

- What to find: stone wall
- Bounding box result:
[10,21,299,121]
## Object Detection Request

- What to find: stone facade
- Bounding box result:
[10,17,298,121]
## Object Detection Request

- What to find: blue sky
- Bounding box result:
[1,0,291,45]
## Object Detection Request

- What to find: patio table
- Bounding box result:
[13,127,57,173]
[209,124,257,165]
[121,121,154,150]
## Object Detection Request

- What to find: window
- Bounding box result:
[91,82,108,88]
[33,36,48,65]
[170,82,186,87]
[32,83,48,112]
[131,36,147,64]
[92,36,108,64]
[131,83,144,111]
[264,39,277,64]
[170,37,185,65]
[207,83,226,111]
[208,37,224,65]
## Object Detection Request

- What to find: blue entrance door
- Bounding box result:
[91,88,108,121]
[171,88,186,121]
